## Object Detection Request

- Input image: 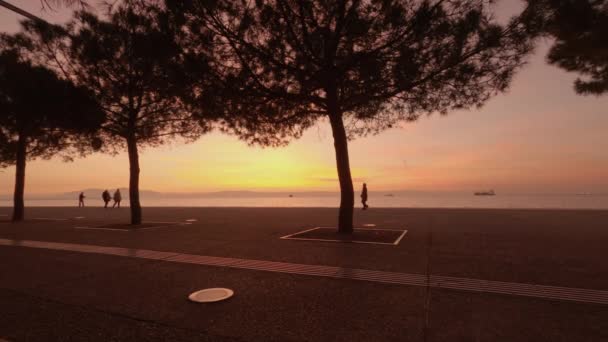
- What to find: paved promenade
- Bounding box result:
[1,207,607,341]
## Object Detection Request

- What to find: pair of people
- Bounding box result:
[102,189,122,208]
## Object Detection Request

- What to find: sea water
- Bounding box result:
[0,193,606,209]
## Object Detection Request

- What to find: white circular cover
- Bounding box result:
[189,288,234,303]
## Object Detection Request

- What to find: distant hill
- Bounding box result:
[62,190,341,199]
[0,189,493,201]
[160,191,339,198]
[0,189,344,200]
[0,188,161,200]
[61,188,162,200]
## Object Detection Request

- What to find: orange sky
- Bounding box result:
[1,1,607,195]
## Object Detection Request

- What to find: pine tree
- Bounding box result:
[528,0,608,95]
[171,0,535,233]
[21,2,211,225]
[0,43,104,221]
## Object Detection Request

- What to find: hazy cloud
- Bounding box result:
[315,177,365,182]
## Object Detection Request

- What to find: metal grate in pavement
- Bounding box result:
[1,238,607,305]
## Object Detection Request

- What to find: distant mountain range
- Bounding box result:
[2,189,603,201]
[0,189,344,200]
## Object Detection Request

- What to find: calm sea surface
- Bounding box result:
[1,193,606,209]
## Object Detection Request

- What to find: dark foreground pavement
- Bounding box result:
[0,207,607,341]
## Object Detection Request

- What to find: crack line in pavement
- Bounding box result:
[36,252,181,294]
[0,287,245,342]
[1,238,608,305]
[423,228,434,342]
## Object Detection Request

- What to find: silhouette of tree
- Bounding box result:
[0,43,104,221]
[30,2,209,225]
[20,2,209,225]
[40,0,88,10]
[170,0,535,233]
[0,0,86,23]
[527,0,608,95]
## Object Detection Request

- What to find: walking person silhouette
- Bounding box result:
[361,183,369,210]
[102,190,111,208]
[112,189,122,208]
[78,192,85,208]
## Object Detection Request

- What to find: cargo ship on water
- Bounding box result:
[474,190,496,196]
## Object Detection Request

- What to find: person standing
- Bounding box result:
[78,192,86,207]
[102,190,111,208]
[361,183,369,210]
[112,189,122,208]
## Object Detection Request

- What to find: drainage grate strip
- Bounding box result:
[1,238,607,305]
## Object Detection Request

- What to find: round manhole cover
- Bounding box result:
[189,288,234,303]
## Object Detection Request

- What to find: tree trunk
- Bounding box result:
[126,135,142,225]
[328,96,354,234]
[12,133,27,222]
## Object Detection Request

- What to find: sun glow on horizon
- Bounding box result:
[1,3,608,196]
[169,141,344,191]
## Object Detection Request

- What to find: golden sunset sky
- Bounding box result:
[1,1,607,195]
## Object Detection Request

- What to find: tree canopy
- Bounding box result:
[21,2,213,224]
[0,40,104,221]
[528,0,608,95]
[170,0,536,232]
